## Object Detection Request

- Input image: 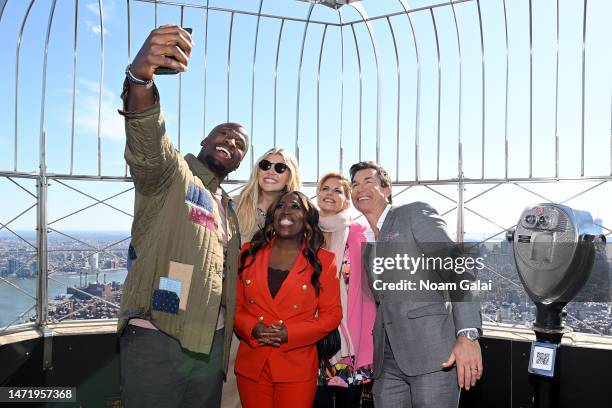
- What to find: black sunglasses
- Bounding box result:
[259,159,289,174]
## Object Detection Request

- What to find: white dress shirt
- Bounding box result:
[364,204,391,243]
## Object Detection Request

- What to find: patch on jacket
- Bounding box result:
[168,262,194,311]
[127,243,137,271]
[152,289,180,314]
[185,183,216,229]
[185,183,213,213]
[189,207,217,229]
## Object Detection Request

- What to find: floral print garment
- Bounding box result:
[318,248,374,387]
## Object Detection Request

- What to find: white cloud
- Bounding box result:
[78,79,114,99]
[85,0,115,36]
[86,20,110,36]
[71,79,125,142]
[86,2,100,14]
[86,0,116,19]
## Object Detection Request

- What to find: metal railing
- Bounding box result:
[0,0,610,338]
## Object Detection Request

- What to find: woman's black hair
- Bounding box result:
[238,191,325,295]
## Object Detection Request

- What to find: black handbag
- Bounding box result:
[316,328,341,363]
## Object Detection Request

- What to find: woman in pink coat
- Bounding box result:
[314,172,377,408]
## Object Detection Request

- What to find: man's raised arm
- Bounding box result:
[124,25,192,112]
[119,25,193,195]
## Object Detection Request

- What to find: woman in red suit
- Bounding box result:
[234,191,342,408]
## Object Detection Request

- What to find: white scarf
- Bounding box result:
[318,209,351,274]
[319,208,354,358]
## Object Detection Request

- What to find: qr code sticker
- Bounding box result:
[536,352,550,366]
[531,345,555,373]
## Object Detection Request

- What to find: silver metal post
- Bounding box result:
[126,0,132,177]
[350,3,381,164]
[450,1,463,181]
[14,0,36,172]
[249,0,264,168]
[338,9,344,173]
[0,0,7,19]
[316,25,329,180]
[397,0,421,182]
[457,181,464,243]
[581,0,588,176]
[476,0,485,179]
[349,24,363,161]
[227,11,234,123]
[528,0,533,178]
[37,0,58,328]
[96,0,105,176]
[554,0,560,179]
[127,0,131,62]
[36,156,48,326]
[202,0,209,136]
[295,3,315,162]
[430,9,441,180]
[386,16,400,182]
[273,19,286,148]
[70,0,79,175]
[450,0,464,241]
[503,0,509,179]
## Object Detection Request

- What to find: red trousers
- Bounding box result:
[236,360,318,408]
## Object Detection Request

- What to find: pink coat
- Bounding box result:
[345,222,377,370]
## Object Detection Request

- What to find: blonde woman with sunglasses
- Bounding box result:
[235,148,302,242]
[221,148,301,408]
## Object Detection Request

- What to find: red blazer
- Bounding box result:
[234,241,342,382]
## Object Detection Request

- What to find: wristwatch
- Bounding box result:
[457,328,480,341]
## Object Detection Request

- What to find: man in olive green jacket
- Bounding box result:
[117,25,248,408]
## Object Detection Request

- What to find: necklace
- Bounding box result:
[256,207,266,218]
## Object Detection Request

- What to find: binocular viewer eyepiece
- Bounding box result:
[506,203,606,334]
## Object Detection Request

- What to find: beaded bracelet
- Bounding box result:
[125,64,153,86]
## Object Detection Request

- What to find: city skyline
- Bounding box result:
[2,230,610,335]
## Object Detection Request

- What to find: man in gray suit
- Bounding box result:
[349,161,482,408]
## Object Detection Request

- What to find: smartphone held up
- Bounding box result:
[155,27,192,75]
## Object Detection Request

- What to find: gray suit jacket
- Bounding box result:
[365,202,482,377]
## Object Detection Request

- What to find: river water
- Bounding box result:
[0,269,128,327]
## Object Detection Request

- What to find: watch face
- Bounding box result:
[468,330,480,340]
[461,329,479,341]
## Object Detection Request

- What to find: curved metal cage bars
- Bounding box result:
[0,0,611,337]
[1,0,610,181]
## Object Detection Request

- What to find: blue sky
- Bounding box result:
[0,0,610,236]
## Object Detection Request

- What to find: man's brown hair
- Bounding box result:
[349,161,393,204]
